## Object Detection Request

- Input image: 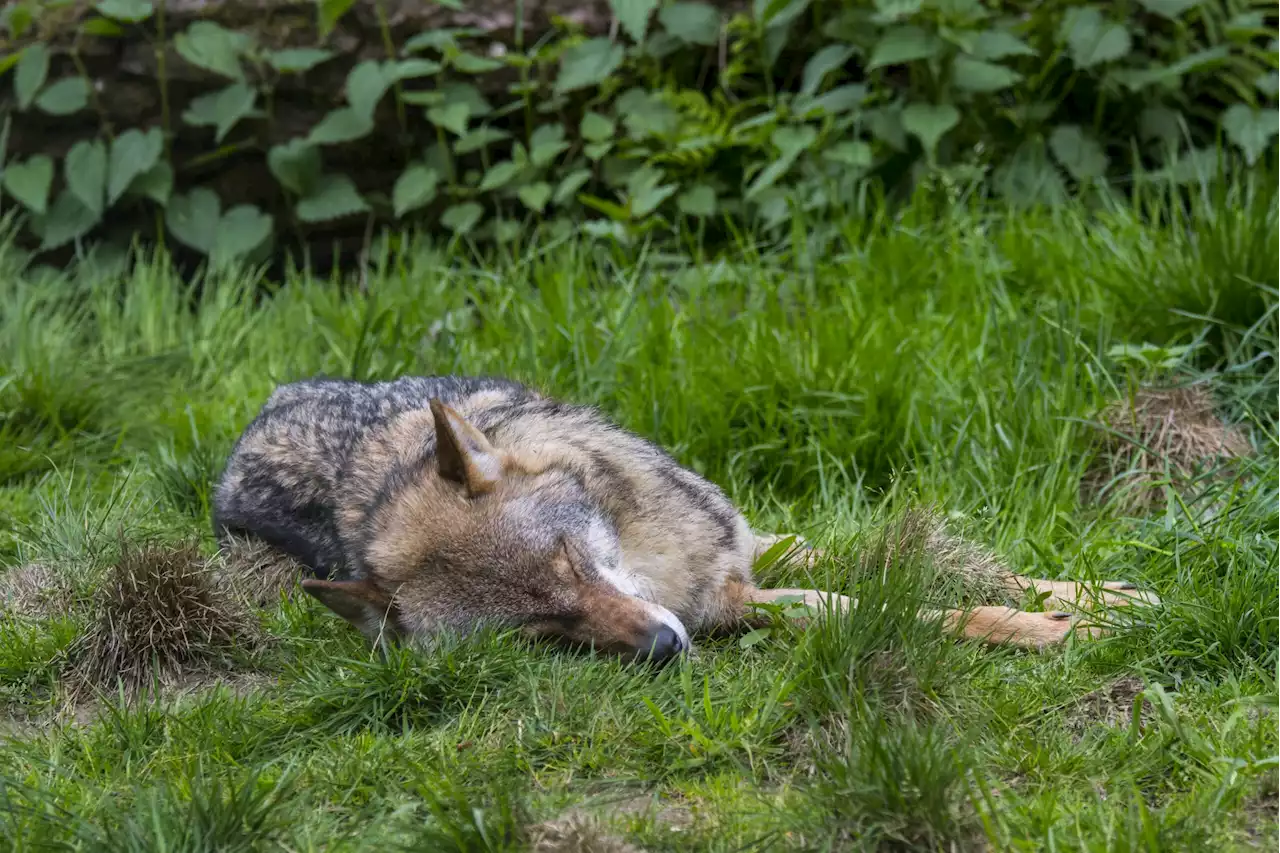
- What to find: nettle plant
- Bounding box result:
[0,0,1275,265]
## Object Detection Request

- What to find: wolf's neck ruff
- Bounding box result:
[213,374,1159,662]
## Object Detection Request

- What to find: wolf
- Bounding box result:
[212,375,1155,663]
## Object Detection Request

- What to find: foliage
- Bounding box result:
[0,0,1275,262]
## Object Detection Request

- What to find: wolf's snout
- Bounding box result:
[635,624,684,664]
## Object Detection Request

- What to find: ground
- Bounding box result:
[0,184,1276,851]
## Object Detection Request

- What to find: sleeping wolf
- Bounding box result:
[213,375,1153,663]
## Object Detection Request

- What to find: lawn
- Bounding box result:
[0,183,1276,852]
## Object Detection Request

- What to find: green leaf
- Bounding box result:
[517,181,552,213]
[35,191,100,251]
[346,60,398,121]
[451,52,502,74]
[738,627,771,648]
[611,0,658,42]
[757,0,810,30]
[677,184,716,217]
[394,58,444,79]
[426,102,470,135]
[994,139,1067,207]
[554,169,591,205]
[584,141,613,161]
[82,18,126,37]
[2,155,53,215]
[317,0,357,40]
[128,161,173,205]
[392,164,439,218]
[1060,7,1131,69]
[183,82,257,143]
[745,128,814,200]
[441,202,483,234]
[268,48,335,74]
[772,125,817,159]
[952,56,1022,92]
[1221,104,1279,166]
[166,187,221,254]
[823,140,873,168]
[629,176,676,218]
[798,83,867,117]
[801,44,854,96]
[868,25,941,70]
[93,0,153,22]
[174,21,249,81]
[213,204,273,262]
[296,174,368,222]
[479,161,521,192]
[969,30,1034,60]
[901,102,959,158]
[14,44,49,110]
[34,77,90,115]
[108,127,163,204]
[268,140,322,196]
[555,38,624,95]
[65,139,108,216]
[1048,125,1108,181]
[581,112,615,142]
[530,125,569,167]
[1136,0,1200,18]
[307,107,374,145]
[658,2,720,46]
[454,127,510,154]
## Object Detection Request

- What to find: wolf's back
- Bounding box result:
[212,375,537,577]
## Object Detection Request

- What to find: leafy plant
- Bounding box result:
[0,0,1273,262]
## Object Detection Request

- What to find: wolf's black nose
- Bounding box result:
[639,626,684,664]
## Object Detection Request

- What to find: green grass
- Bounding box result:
[0,179,1276,852]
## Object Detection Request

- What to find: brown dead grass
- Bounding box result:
[1084,385,1253,512]
[67,539,261,699]
[213,533,306,608]
[0,563,74,620]
[528,813,648,853]
[861,506,1012,604]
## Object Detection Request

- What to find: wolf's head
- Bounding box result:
[301,400,689,664]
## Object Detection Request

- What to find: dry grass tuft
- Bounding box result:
[860,507,1012,604]
[68,539,259,698]
[528,813,648,853]
[1085,385,1253,512]
[213,533,306,608]
[0,563,74,620]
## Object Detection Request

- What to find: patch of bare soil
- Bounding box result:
[1084,385,1253,513]
[527,788,695,853]
[1064,677,1152,739]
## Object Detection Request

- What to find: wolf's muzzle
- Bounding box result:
[635,625,684,665]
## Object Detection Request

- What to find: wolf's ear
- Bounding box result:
[301,578,399,639]
[430,399,504,495]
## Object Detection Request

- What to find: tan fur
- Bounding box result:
[214,375,1160,660]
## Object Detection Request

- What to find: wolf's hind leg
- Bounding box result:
[752,533,1158,613]
[724,582,1102,651]
[995,573,1160,611]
